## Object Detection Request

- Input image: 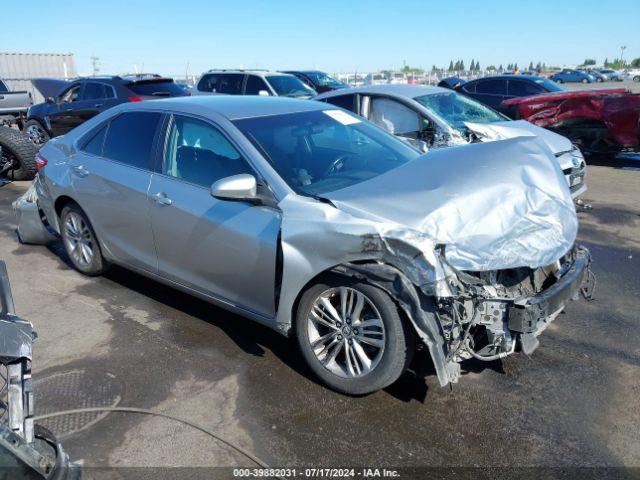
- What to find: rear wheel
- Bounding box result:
[634,76,640,83]
[296,277,414,395]
[0,126,37,181]
[556,78,563,84]
[582,78,589,84]
[60,204,105,276]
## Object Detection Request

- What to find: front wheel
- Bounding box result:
[582,78,589,84]
[296,278,414,395]
[556,78,563,84]
[60,204,106,276]
[24,120,51,148]
[634,76,640,83]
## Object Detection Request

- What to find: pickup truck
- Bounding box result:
[0,79,33,128]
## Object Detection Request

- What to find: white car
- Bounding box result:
[387,72,407,84]
[316,84,587,198]
[625,69,640,82]
[365,73,387,85]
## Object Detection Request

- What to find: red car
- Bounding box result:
[502,88,640,153]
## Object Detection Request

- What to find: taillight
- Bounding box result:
[128,96,142,102]
[36,152,48,169]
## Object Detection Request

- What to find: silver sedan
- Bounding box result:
[23,96,590,394]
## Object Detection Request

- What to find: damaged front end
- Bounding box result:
[288,136,594,386]
[437,246,593,368]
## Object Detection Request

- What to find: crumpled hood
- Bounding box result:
[465,120,573,154]
[325,136,578,271]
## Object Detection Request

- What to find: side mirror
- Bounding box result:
[210,174,258,202]
[46,96,55,104]
[258,90,270,96]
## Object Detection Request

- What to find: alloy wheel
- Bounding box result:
[26,124,47,147]
[306,287,386,378]
[64,212,94,267]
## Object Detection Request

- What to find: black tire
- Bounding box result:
[59,204,106,276]
[24,119,51,148]
[596,77,603,83]
[295,276,414,395]
[556,78,563,84]
[582,78,588,84]
[0,126,37,181]
[634,76,640,83]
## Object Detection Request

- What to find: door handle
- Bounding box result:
[151,192,173,206]
[72,165,90,177]
[94,103,103,108]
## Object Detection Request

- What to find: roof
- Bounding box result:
[116,95,334,120]
[203,69,291,77]
[468,74,547,82]
[315,83,448,100]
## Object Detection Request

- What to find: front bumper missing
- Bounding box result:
[507,247,590,354]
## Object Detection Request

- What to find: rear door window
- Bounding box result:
[245,75,270,95]
[102,111,162,170]
[214,74,244,95]
[475,79,507,95]
[323,94,357,113]
[82,82,115,100]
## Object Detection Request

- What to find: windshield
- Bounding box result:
[267,75,316,97]
[532,77,564,92]
[305,72,344,88]
[233,110,420,196]
[415,92,506,133]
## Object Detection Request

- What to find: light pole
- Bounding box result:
[620,46,627,67]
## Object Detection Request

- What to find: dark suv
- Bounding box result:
[452,75,564,115]
[25,74,187,146]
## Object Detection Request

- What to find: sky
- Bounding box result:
[1,0,639,77]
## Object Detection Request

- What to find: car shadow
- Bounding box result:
[43,246,465,403]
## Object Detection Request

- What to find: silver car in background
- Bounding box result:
[21,96,590,395]
[315,84,587,198]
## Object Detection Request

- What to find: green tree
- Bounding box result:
[459,60,465,71]
[470,59,476,71]
[631,58,640,68]
[475,61,481,71]
[432,65,438,73]
[499,64,503,72]
[535,61,542,72]
[448,60,454,71]
[603,58,609,67]
[582,58,596,66]
[529,61,534,71]
[486,65,496,72]
[514,63,519,71]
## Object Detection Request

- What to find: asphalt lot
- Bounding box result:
[564,78,640,93]
[0,159,639,477]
